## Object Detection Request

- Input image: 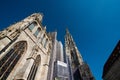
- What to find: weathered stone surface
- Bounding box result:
[0,13,51,80]
[0,13,95,80]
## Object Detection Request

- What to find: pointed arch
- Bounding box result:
[0,41,27,80]
[27,55,41,80]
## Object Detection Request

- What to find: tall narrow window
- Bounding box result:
[0,41,27,80]
[44,39,48,48]
[34,28,41,37]
[28,23,35,31]
[39,34,43,43]
[27,55,41,80]
[42,37,46,46]
[40,34,45,44]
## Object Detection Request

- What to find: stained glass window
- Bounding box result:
[0,41,27,80]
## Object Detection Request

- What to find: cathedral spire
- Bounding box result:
[65,28,83,65]
[66,28,69,34]
[65,28,75,46]
[65,28,95,80]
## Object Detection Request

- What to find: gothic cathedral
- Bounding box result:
[0,13,94,80]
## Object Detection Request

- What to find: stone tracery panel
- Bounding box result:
[0,41,27,80]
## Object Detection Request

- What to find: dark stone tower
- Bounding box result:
[65,29,95,80]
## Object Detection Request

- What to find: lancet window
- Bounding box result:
[0,41,27,80]
[27,55,41,80]
[34,28,41,37]
[44,39,48,48]
[28,22,37,31]
[40,34,45,44]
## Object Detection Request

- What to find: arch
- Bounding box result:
[27,55,41,80]
[34,28,41,37]
[0,41,27,80]
[28,21,38,32]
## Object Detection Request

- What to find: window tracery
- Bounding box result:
[0,41,27,80]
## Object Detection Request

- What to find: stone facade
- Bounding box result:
[0,13,94,80]
[0,13,52,80]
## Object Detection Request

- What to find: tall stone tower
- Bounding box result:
[65,29,95,80]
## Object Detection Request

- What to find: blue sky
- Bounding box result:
[0,0,120,79]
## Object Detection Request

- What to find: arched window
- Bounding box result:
[0,41,27,80]
[41,34,45,44]
[28,22,37,31]
[44,39,48,48]
[34,28,41,37]
[27,55,41,80]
